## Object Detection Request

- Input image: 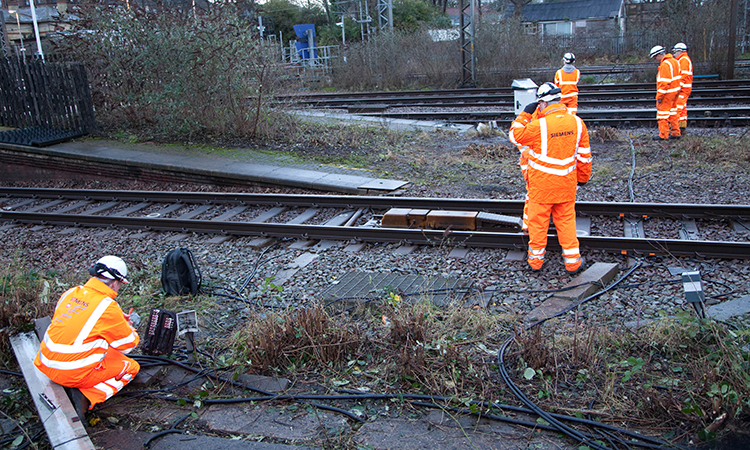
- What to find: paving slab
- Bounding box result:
[525,263,619,324]
[201,403,351,441]
[706,295,750,321]
[0,140,408,195]
[92,429,320,450]
[352,411,577,450]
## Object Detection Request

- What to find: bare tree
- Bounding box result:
[510,0,531,18]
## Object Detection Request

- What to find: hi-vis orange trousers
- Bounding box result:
[527,200,582,272]
[69,350,140,408]
[657,94,680,139]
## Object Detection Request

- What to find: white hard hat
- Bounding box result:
[89,255,129,283]
[672,42,687,53]
[649,45,665,58]
[537,82,562,103]
[563,52,575,64]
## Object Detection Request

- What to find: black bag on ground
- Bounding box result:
[161,248,202,296]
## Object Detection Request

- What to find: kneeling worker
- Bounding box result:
[34,255,140,418]
[509,83,592,273]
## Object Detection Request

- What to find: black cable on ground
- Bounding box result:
[496,260,689,450]
[143,412,191,448]
[124,355,364,423]
[0,369,23,377]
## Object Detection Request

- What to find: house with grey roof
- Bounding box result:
[507,0,626,38]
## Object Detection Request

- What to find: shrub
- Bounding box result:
[53,2,283,142]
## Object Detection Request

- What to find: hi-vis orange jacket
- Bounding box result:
[509,103,592,204]
[35,278,139,386]
[656,53,681,101]
[554,66,580,105]
[677,52,693,97]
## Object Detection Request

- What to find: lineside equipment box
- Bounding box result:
[426,210,478,230]
[382,208,478,230]
[382,208,430,228]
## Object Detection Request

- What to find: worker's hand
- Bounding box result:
[124,308,140,327]
[656,99,662,105]
[523,102,538,114]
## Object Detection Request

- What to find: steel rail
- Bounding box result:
[354,108,750,126]
[2,188,750,218]
[276,79,750,102]
[287,87,750,109]
[1,210,749,259]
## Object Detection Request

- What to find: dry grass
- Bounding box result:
[231,305,365,373]
[508,314,750,437]
[676,135,750,164]
[591,126,622,143]
[0,259,59,368]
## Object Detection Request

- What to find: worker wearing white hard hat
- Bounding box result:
[650,45,682,140]
[555,52,580,115]
[34,255,140,420]
[672,43,693,132]
[509,82,592,273]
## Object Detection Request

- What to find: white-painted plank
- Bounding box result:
[10,332,95,450]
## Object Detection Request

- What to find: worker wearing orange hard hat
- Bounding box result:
[34,255,140,419]
[509,82,592,273]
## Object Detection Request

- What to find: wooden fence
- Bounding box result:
[0,56,95,135]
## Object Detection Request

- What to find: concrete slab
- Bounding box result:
[352,413,577,450]
[504,250,525,261]
[525,263,620,324]
[343,242,367,252]
[201,403,351,441]
[448,248,470,259]
[526,296,575,324]
[274,253,319,285]
[93,430,321,450]
[4,140,407,195]
[394,245,416,255]
[359,178,409,191]
[207,235,234,244]
[552,262,620,302]
[707,295,750,321]
[310,240,339,251]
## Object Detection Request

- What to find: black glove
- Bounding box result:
[523,102,538,114]
[577,181,587,187]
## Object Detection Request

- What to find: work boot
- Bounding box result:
[669,135,681,140]
[652,135,668,141]
[566,258,586,275]
[64,387,90,421]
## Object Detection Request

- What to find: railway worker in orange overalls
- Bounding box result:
[509,82,592,273]
[35,255,140,419]
[672,43,693,133]
[649,45,682,140]
[554,52,581,115]
[509,101,542,233]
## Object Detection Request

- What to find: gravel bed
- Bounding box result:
[1,128,749,337]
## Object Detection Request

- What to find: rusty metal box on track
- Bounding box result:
[382,208,430,228]
[426,210,478,230]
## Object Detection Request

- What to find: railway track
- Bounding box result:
[278,80,750,105]
[278,79,750,127]
[1,188,749,259]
